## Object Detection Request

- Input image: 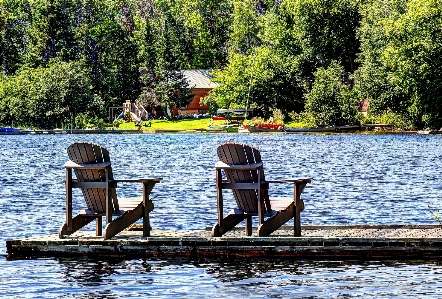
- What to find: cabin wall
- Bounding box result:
[176,88,211,116]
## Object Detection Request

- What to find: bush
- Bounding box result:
[75,113,106,129]
[362,110,412,130]
[305,61,359,127]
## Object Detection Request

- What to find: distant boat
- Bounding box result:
[212,116,228,121]
[0,127,23,135]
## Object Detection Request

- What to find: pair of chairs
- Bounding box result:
[59,142,311,239]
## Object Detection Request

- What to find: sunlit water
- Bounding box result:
[1,133,442,298]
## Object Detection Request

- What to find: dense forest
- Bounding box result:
[1,0,441,129]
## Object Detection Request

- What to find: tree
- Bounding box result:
[305,61,359,127]
[282,0,361,76]
[355,0,410,120]
[23,0,79,67]
[0,60,93,128]
[177,0,232,68]
[74,0,141,110]
[208,0,362,118]
[138,68,194,119]
[228,0,261,54]
[356,0,442,129]
[208,1,306,116]
[0,0,31,75]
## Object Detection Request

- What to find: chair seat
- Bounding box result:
[230,208,277,217]
[230,197,304,216]
[80,198,144,216]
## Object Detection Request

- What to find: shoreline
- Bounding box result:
[0,127,432,135]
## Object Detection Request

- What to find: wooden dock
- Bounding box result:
[6,225,442,260]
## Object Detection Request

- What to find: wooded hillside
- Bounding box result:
[1,0,441,129]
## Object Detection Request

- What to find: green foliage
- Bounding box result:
[2,0,442,130]
[112,117,123,127]
[0,0,31,75]
[0,60,92,128]
[200,96,219,116]
[282,0,361,74]
[356,0,442,129]
[138,69,194,119]
[304,61,359,127]
[179,0,232,67]
[362,110,412,130]
[74,113,106,129]
[73,0,141,107]
[208,0,361,120]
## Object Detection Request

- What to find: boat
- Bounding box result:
[211,108,253,123]
[211,116,228,121]
[0,127,23,135]
[418,130,442,135]
[206,123,239,133]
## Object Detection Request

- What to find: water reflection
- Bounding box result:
[50,257,442,298]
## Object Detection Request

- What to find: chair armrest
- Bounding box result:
[113,178,163,183]
[215,161,263,170]
[265,178,313,184]
[68,178,162,189]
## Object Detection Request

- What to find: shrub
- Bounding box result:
[305,61,359,127]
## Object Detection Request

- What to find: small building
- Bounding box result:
[174,69,219,116]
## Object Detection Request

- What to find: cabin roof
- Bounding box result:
[182,69,219,89]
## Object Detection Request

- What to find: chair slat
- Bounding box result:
[217,143,263,213]
[67,143,112,213]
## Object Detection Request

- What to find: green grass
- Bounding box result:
[116,118,214,131]
[284,121,306,128]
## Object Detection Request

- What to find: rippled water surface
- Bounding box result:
[1,133,442,298]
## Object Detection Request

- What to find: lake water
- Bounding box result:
[1,132,442,298]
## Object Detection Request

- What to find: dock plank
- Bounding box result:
[6,225,442,260]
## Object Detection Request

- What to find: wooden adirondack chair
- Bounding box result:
[212,143,312,237]
[59,142,162,239]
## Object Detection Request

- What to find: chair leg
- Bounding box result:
[212,214,248,237]
[96,216,102,236]
[293,210,300,237]
[293,199,304,237]
[103,203,143,240]
[257,203,295,237]
[59,214,97,238]
[245,216,252,236]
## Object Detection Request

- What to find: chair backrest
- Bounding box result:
[67,142,118,213]
[217,143,271,213]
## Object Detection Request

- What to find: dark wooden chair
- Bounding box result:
[212,143,312,237]
[59,142,162,239]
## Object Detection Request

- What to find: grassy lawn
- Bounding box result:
[116,117,217,131]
